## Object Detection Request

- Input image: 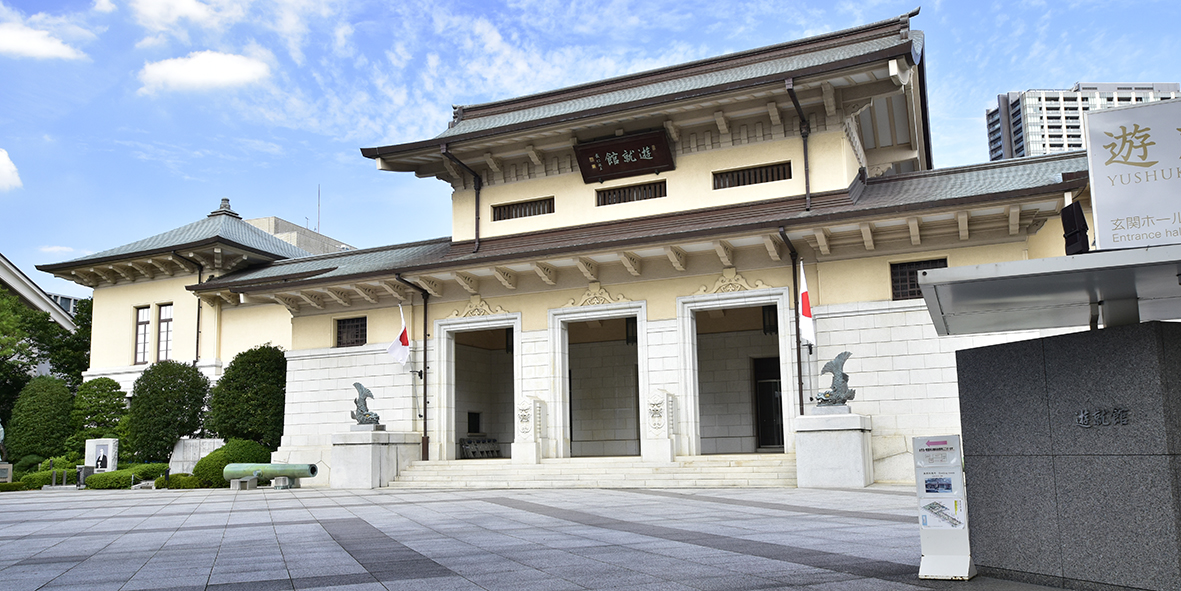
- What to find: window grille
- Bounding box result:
[336,317,367,347]
[596,180,667,206]
[492,197,554,221]
[890,259,947,301]
[713,162,792,189]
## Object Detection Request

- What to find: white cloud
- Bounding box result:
[129,0,247,33]
[39,246,75,253]
[0,149,22,191]
[0,21,87,59]
[93,0,117,13]
[137,50,271,95]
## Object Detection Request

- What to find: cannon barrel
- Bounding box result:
[223,463,318,481]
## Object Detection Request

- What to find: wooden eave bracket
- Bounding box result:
[297,291,324,310]
[576,257,598,282]
[324,288,352,307]
[525,146,543,167]
[493,267,517,290]
[109,264,136,283]
[713,241,733,267]
[822,82,837,117]
[89,267,117,284]
[619,252,641,277]
[455,272,479,295]
[889,57,912,86]
[1008,206,1021,235]
[859,223,875,251]
[217,291,238,306]
[907,217,922,245]
[352,284,379,303]
[766,102,781,126]
[270,294,300,313]
[663,120,680,142]
[411,276,443,298]
[128,262,154,280]
[813,229,831,255]
[957,211,970,241]
[532,262,557,285]
[763,236,783,261]
[69,270,97,287]
[665,246,687,271]
[148,258,175,276]
[714,111,729,135]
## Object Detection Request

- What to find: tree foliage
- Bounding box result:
[7,376,74,460]
[65,377,127,454]
[206,344,287,450]
[0,287,91,391]
[125,361,209,463]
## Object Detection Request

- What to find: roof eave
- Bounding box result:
[37,237,297,274]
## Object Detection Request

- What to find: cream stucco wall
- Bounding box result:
[218,302,294,360]
[451,130,858,242]
[90,274,200,368]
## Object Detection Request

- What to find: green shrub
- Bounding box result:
[13,454,44,477]
[155,472,202,489]
[65,378,126,455]
[0,482,28,492]
[192,439,272,487]
[7,376,73,460]
[21,468,78,488]
[38,452,83,472]
[83,463,169,489]
[126,361,209,463]
[207,345,286,451]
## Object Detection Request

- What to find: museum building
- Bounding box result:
[40,10,1092,487]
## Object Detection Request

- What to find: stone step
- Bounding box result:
[387,454,796,488]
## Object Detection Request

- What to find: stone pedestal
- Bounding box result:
[957,322,1181,590]
[329,431,420,489]
[794,410,873,488]
[0,463,11,483]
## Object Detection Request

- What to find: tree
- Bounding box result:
[6,376,73,460]
[0,287,91,391]
[125,361,209,463]
[0,359,31,435]
[206,344,287,450]
[65,377,126,454]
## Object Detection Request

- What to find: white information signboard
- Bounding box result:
[913,434,976,580]
[1086,99,1181,249]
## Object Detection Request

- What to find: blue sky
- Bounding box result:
[2,0,1178,298]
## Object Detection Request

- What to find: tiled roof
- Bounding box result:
[435,33,923,140]
[40,207,310,271]
[198,152,1089,293]
[362,11,922,158]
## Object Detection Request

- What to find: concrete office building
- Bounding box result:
[986,82,1179,161]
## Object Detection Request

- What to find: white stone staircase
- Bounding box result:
[386,454,796,488]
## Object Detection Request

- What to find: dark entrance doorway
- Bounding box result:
[753,357,783,449]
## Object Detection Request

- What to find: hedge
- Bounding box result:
[192,439,272,487]
[0,482,28,492]
[21,468,78,488]
[83,463,169,489]
[155,473,202,489]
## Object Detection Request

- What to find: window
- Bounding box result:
[157,304,173,361]
[596,180,666,206]
[336,317,367,347]
[713,162,792,189]
[134,307,150,364]
[891,259,947,300]
[492,197,554,221]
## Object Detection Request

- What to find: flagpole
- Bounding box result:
[394,274,430,461]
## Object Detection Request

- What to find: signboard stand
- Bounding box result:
[913,434,976,580]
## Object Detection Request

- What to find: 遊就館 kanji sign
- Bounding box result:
[1086,99,1181,249]
[573,130,675,184]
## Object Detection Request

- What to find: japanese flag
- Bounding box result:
[387,304,410,368]
[799,259,816,345]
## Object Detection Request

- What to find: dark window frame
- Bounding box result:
[336,317,368,348]
[890,259,948,301]
[134,306,150,365]
[157,303,174,362]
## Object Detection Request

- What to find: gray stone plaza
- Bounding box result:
[0,486,1059,591]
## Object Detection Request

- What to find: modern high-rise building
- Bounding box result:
[986,82,1179,160]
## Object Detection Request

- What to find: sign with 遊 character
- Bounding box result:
[573,130,676,184]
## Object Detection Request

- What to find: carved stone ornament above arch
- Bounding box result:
[696,266,770,294]
[447,295,508,318]
[565,281,631,307]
